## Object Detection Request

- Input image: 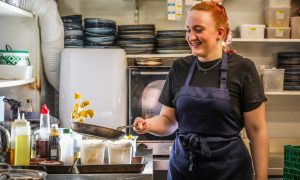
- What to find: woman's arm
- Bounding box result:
[134,105,178,136]
[244,102,269,180]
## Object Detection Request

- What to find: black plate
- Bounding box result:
[118,24,155,31]
[284,86,300,90]
[278,52,300,58]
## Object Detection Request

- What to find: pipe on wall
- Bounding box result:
[20,0,64,92]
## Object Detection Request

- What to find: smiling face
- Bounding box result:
[185,10,225,60]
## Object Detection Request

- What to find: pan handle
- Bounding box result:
[116,125,137,131]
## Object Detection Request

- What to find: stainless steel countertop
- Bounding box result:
[46,148,153,180]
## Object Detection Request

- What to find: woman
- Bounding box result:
[134,2,268,180]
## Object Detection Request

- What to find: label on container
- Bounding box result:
[167,0,176,20]
[275,29,284,37]
[50,149,57,157]
[249,27,257,31]
[175,0,183,21]
[276,10,285,20]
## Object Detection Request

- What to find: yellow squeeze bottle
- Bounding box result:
[14,114,31,165]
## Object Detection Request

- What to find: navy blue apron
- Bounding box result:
[168,53,253,180]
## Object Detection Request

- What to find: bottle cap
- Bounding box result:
[40,104,49,114]
[51,124,58,129]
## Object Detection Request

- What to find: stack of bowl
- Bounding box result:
[62,15,84,48]
[156,30,190,54]
[116,24,155,54]
[277,52,300,90]
[83,18,116,48]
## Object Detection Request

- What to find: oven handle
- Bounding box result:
[132,71,169,75]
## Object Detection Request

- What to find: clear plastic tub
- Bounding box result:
[264,7,291,27]
[238,24,266,39]
[80,139,106,165]
[107,140,133,164]
[0,65,33,80]
[266,27,291,39]
[262,69,285,92]
[265,0,291,7]
[291,17,300,39]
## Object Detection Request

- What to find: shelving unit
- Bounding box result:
[232,38,300,42]
[0,78,35,88]
[0,1,40,111]
[0,1,33,18]
[265,91,300,95]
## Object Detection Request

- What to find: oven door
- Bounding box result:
[128,67,177,141]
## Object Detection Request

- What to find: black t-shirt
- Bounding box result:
[159,53,267,130]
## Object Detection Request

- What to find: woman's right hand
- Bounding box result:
[133,117,151,134]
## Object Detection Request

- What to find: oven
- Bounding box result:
[128,65,176,170]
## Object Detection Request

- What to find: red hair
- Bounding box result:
[190,2,230,41]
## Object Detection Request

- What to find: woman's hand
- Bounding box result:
[133,117,151,134]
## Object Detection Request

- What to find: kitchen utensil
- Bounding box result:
[0,125,10,163]
[76,157,146,173]
[71,122,125,140]
[71,122,137,140]
[116,125,137,131]
[0,163,47,180]
[135,57,163,66]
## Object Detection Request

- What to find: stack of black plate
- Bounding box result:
[277,52,300,90]
[84,18,116,48]
[117,25,155,54]
[156,30,190,54]
[62,15,84,48]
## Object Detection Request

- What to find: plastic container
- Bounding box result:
[262,69,285,92]
[72,132,82,160]
[284,145,300,179]
[290,17,300,39]
[14,119,31,165]
[107,140,133,164]
[59,129,74,165]
[36,104,50,159]
[266,27,291,39]
[264,7,291,27]
[265,0,291,7]
[238,24,265,39]
[0,65,33,80]
[80,139,106,165]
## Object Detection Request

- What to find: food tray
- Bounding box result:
[76,156,146,173]
[12,165,74,174]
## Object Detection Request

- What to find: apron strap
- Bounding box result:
[184,53,228,89]
[184,58,197,86]
[220,53,228,89]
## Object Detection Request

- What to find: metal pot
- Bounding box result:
[0,126,10,155]
[0,163,47,180]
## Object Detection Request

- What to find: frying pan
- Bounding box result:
[71,122,136,140]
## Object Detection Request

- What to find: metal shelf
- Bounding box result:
[232,38,300,42]
[0,78,35,88]
[126,54,190,58]
[265,91,300,95]
[0,1,33,18]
